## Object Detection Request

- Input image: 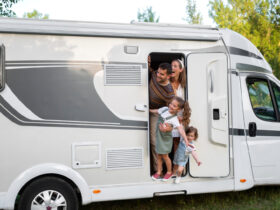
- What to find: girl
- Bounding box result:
[173,126,202,184]
[150,96,192,181]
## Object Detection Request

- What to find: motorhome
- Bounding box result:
[0,17,279,209]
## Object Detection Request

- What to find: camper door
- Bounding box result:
[187,53,230,177]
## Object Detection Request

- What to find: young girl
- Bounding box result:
[150,96,192,181]
[173,126,201,184]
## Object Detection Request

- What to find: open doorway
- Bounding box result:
[148,52,188,177]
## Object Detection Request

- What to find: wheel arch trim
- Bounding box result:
[5,163,91,208]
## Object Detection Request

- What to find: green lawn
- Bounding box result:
[81,186,280,210]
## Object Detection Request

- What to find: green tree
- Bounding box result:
[209,0,280,78]
[23,9,49,19]
[137,6,159,22]
[0,0,20,17]
[185,0,203,24]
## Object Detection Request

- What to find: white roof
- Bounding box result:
[0,17,221,41]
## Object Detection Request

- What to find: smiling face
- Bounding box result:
[187,132,196,141]
[156,68,170,84]
[168,99,181,114]
[171,60,183,79]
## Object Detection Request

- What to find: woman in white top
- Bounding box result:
[170,59,187,153]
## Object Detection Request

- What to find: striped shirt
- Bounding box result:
[149,72,175,109]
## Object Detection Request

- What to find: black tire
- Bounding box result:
[17,176,79,210]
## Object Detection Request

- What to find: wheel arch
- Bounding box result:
[5,163,92,209]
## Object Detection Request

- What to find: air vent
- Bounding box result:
[104,64,142,85]
[106,147,143,170]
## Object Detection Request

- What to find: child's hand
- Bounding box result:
[159,123,166,132]
[197,161,202,166]
[159,123,173,132]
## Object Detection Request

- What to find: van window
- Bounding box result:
[247,78,277,121]
[271,82,280,113]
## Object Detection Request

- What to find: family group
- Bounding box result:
[149,58,201,184]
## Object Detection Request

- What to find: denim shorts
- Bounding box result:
[173,141,189,167]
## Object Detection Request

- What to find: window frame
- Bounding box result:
[0,44,5,91]
[246,76,280,122]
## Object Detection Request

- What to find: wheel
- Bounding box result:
[17,176,79,210]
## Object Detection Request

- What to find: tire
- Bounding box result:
[17,176,79,210]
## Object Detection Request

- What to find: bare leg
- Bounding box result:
[176,166,184,177]
[191,151,202,166]
[162,154,172,174]
[173,164,178,175]
[156,154,163,175]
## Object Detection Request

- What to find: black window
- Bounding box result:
[247,78,277,121]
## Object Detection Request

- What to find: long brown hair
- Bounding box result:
[173,96,191,127]
[170,59,187,89]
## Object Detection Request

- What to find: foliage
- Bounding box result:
[209,0,280,78]
[185,0,203,24]
[23,9,49,19]
[137,6,159,23]
[0,0,20,17]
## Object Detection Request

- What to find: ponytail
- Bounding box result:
[182,100,191,127]
[172,96,191,127]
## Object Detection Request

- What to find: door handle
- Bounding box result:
[213,109,219,120]
[135,104,147,112]
[249,122,257,137]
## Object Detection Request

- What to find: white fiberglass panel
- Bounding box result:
[187,53,229,177]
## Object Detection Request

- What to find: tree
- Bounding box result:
[185,0,203,24]
[209,0,280,78]
[23,9,49,19]
[137,6,159,22]
[0,0,20,17]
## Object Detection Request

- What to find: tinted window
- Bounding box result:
[247,79,276,121]
[272,82,280,113]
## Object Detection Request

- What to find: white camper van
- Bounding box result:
[0,18,279,209]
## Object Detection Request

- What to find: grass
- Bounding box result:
[81,186,280,210]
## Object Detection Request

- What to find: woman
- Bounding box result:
[170,59,187,154]
[170,59,186,99]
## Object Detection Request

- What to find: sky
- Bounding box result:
[12,0,215,26]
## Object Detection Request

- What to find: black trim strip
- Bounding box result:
[229,128,245,136]
[230,128,280,137]
[228,46,263,60]
[236,63,271,73]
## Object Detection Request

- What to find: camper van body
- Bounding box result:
[0,18,279,209]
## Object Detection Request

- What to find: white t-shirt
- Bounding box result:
[158,107,180,129]
[175,83,185,99]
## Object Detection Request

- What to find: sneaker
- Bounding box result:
[171,174,176,179]
[174,176,181,184]
[152,173,161,181]
[162,173,172,181]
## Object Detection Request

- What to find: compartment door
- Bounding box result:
[187,53,230,177]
